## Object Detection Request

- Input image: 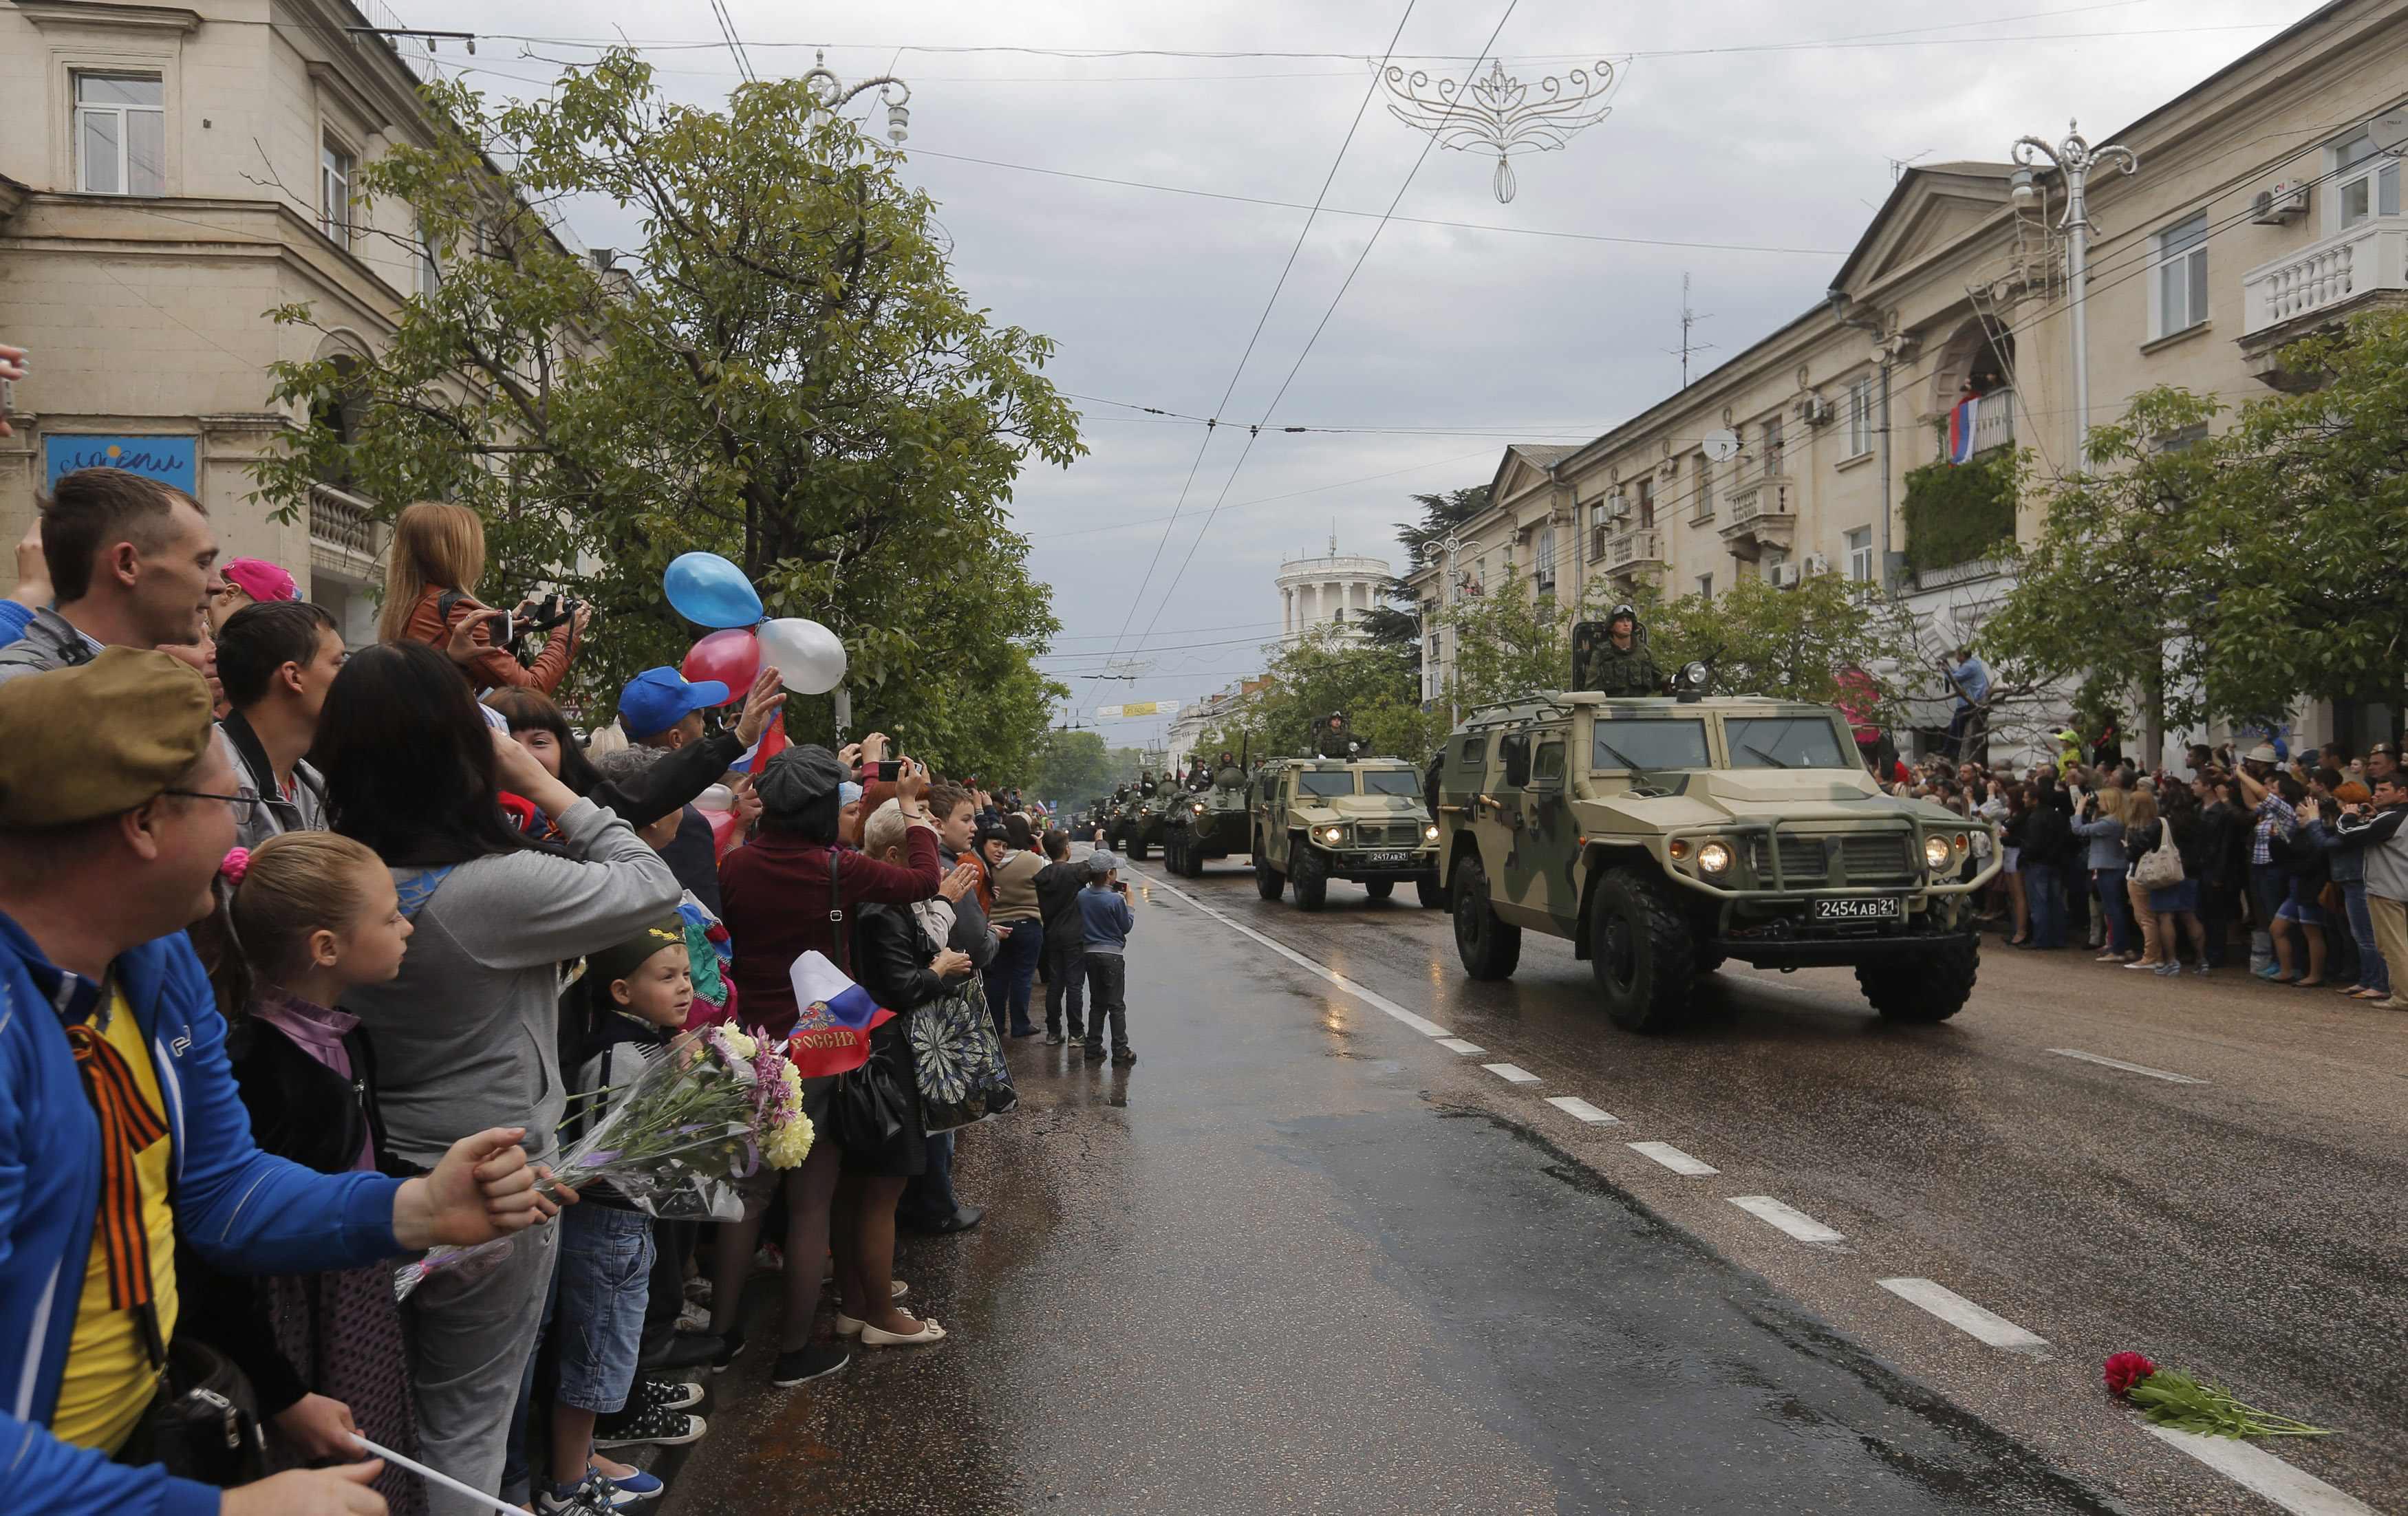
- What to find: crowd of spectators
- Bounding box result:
[0,468,1128,1515]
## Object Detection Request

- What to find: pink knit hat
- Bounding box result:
[222,558,297,603]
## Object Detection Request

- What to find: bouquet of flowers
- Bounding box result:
[395,1024,812,1300]
[2103,1352,2332,1440]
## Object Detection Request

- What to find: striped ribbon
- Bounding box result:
[62,1023,169,1369]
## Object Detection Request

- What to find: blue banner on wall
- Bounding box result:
[43,434,197,495]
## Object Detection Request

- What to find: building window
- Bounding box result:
[1761,414,1785,475]
[1846,377,1875,459]
[1588,499,1610,563]
[1695,573,1712,600]
[74,74,165,196]
[321,136,356,246]
[1845,526,1873,583]
[2153,213,2208,338]
[1692,454,1713,521]
[1535,524,1557,598]
[2156,423,2208,453]
[1635,476,1655,530]
[415,216,442,298]
[1763,549,1787,585]
[2335,129,2401,230]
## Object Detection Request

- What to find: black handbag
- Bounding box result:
[821,847,912,1156]
[127,1337,268,1487]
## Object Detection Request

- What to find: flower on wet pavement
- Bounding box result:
[2103,1352,2157,1396]
[2101,1352,2331,1440]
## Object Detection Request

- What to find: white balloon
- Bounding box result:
[757,617,848,695]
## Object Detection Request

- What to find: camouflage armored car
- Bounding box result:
[1161,759,1254,877]
[1434,686,1999,1032]
[1250,755,1445,911]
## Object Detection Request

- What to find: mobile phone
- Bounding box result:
[875,759,901,782]
[495,611,515,643]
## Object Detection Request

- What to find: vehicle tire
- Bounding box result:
[1291,845,1329,912]
[1417,876,1448,911]
[1857,936,1978,1023]
[1695,943,1728,975]
[1128,834,1149,862]
[1590,867,1697,1034]
[1254,847,1284,901]
[1364,879,1395,901]
[1452,856,1521,980]
[1183,841,1206,879]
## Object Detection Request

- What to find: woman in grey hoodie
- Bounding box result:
[316,642,682,1515]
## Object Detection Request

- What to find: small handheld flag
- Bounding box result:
[785,949,892,1076]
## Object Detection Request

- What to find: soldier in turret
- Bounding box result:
[1576,604,1664,697]
[1315,713,1357,759]
[1138,770,1159,799]
[1214,750,1244,790]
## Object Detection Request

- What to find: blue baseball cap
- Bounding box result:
[618,667,728,740]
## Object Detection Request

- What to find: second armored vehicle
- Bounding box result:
[1250,755,1444,911]
[1162,757,1254,876]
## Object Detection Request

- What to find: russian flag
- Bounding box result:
[785,949,893,1076]
[1946,393,1981,466]
[730,711,790,775]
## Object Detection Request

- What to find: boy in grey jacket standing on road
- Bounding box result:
[1079,856,1137,1065]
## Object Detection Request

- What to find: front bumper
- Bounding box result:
[1715,928,1979,970]
[1657,821,2001,902]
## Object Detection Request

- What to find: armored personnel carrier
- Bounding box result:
[1161,756,1254,876]
[1249,755,1443,911]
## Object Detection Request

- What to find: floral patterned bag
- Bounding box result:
[910,969,1017,1134]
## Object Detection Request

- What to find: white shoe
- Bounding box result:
[833,1312,866,1337]
[859,1316,947,1347]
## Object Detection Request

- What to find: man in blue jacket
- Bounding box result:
[0,648,561,1516]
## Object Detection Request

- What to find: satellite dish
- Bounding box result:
[2373,107,2408,157]
[1702,429,1741,463]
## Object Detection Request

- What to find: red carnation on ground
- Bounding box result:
[2103,1352,2158,1396]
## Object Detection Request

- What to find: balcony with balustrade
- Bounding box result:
[2239,217,2408,388]
[1718,470,1796,561]
[308,481,385,583]
[1601,526,1664,584]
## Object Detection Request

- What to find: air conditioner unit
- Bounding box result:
[1772,563,1802,589]
[1606,493,1631,522]
[1797,395,1835,426]
[2251,182,2310,225]
[1805,552,1830,576]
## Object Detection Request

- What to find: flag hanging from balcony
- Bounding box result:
[1946,393,1981,466]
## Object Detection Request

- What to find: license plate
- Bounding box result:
[1812,897,1901,921]
[1366,850,1410,866]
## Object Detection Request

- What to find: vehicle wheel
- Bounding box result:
[1452,856,1521,980]
[1128,835,1149,862]
[1858,936,1979,1023]
[1183,843,1206,879]
[1254,849,1284,900]
[1417,877,1448,911]
[1590,867,1697,1034]
[1364,879,1395,901]
[1291,845,1329,912]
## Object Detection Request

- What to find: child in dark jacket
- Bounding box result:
[1033,832,1090,1043]
[1078,856,1137,1065]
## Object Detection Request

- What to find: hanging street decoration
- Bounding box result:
[1379,57,1618,203]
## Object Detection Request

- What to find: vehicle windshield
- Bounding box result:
[1298,772,1356,797]
[1726,716,1854,769]
[1363,771,1421,797]
[1591,718,1710,772]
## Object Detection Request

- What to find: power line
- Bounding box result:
[1029,444,1499,541]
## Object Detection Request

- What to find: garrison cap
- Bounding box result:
[0,647,214,825]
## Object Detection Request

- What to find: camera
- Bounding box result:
[513,593,583,635]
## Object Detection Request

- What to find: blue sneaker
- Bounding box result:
[2255,962,2283,980]
[592,1465,663,1506]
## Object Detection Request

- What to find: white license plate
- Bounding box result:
[1366,850,1411,866]
[1812,897,1901,921]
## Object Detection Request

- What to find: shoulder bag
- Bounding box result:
[2133,820,2184,889]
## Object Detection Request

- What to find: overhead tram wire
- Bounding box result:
[1125,0,1523,656]
[1098,0,1421,664]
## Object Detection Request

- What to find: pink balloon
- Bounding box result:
[680,628,760,704]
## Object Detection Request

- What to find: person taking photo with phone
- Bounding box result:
[379,502,587,696]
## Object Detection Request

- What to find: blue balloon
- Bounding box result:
[663,552,762,629]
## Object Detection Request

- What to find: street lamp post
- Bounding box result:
[1436,533,1482,727]
[798,50,913,144]
[2011,122,2136,466]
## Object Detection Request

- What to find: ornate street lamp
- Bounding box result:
[2011,120,2137,464]
[1379,58,1617,203]
[799,49,912,144]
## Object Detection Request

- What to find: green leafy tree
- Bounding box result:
[1435,566,1577,711]
[1030,728,1112,805]
[1642,572,1921,719]
[1199,628,1439,762]
[256,52,1081,779]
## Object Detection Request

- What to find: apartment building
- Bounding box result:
[1407,0,2408,759]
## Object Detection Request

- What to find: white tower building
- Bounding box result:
[1277,537,1392,646]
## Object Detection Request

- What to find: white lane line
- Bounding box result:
[1875,1278,2048,1351]
[1545,1095,1620,1125]
[2047,1048,2207,1084]
[1135,868,1454,1039]
[1628,1141,1719,1176]
[1728,1195,1847,1244]
[1483,1062,1541,1084]
[2143,1427,2380,1516]
[1437,1037,1485,1055]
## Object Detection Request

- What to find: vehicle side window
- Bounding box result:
[1459,736,1485,765]
[1498,732,1531,790]
[1531,739,1565,783]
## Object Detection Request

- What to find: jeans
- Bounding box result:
[984,917,1044,1035]
[2092,865,2133,955]
[556,1204,654,1414]
[2248,863,2288,971]
[1082,952,1129,1050]
[2343,880,2388,995]
[1045,935,1087,1037]
[409,1211,558,1515]
[2023,863,2065,949]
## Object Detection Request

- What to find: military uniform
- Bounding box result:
[1315,726,1354,759]
[1579,638,1662,697]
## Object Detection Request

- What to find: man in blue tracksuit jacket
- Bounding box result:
[0,648,556,1515]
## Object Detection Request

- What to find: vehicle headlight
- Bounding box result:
[1924,834,1953,869]
[1192,803,1205,815]
[1697,841,1733,874]
[1423,823,1440,841]
[1320,826,1344,843]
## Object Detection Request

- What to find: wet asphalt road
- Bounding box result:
[660,851,2405,1516]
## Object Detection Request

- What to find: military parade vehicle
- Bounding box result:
[1251,717,1444,911]
[1161,750,1254,876]
[1434,667,1997,1033]
[1119,786,1171,860]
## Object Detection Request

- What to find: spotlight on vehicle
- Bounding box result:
[1697,841,1733,874]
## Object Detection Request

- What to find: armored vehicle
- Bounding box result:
[1162,759,1254,876]
[1117,789,1170,860]
[1250,756,1444,911]
[1434,685,1997,1032]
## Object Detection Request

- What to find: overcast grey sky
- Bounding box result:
[405,0,2325,747]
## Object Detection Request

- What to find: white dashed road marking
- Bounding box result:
[1483,1062,1541,1084]
[2143,1427,2382,1516]
[1875,1278,2048,1351]
[1545,1096,1620,1125]
[1628,1141,1719,1176]
[1728,1195,1846,1244]
[2047,1048,2207,1084]
[1437,1037,1485,1055]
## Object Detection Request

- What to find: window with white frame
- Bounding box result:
[2334,128,2400,230]
[1588,499,1611,562]
[1761,414,1785,475]
[320,136,356,246]
[2153,213,2208,338]
[1695,572,1713,600]
[1635,476,1655,530]
[1762,549,1787,584]
[1845,526,1873,583]
[1535,524,1557,597]
[415,215,442,298]
[74,74,165,196]
[1845,377,1875,458]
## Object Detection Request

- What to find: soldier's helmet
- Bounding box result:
[1609,603,1637,631]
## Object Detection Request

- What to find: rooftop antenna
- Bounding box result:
[1664,272,1714,389]
[1888,148,1935,182]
